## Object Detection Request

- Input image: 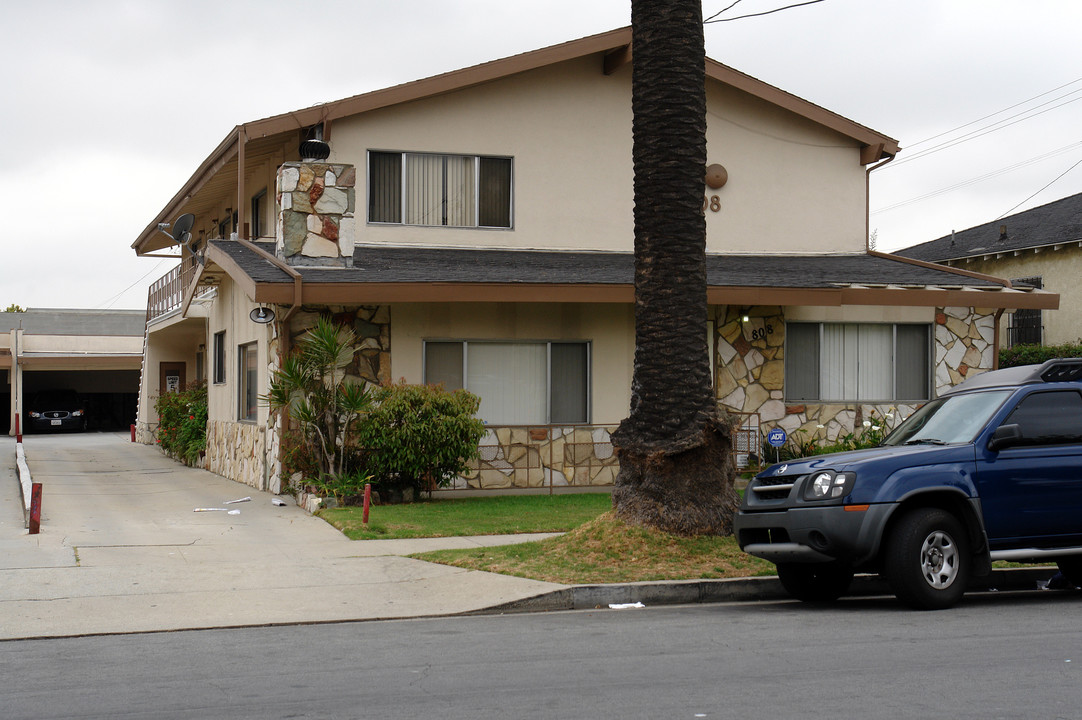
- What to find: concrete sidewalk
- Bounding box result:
[0,433,567,640]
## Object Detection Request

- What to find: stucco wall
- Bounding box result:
[947,246,1080,346]
[328,54,868,256]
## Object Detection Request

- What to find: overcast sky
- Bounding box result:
[3,0,1081,310]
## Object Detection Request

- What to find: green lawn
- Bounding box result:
[318,492,776,584]
[319,493,613,540]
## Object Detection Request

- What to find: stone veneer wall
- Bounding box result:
[205,420,267,490]
[276,162,355,267]
[716,305,998,449]
[456,426,619,490]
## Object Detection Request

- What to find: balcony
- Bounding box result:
[146,260,214,323]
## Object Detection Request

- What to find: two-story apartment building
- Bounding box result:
[131,27,1056,493]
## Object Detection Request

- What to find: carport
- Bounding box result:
[2,309,145,434]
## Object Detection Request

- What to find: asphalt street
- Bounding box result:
[3,596,1081,719]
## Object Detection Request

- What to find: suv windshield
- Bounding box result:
[882,390,1012,446]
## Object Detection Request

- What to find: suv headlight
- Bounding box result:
[803,471,856,501]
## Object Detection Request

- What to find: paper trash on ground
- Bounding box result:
[271,497,287,506]
[608,602,646,610]
[224,497,251,504]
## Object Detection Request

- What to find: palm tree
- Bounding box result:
[611,0,739,535]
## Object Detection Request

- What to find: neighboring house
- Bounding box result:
[130,27,1056,493]
[896,192,1082,348]
[2,309,145,434]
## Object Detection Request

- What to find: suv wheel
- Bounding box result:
[1056,556,1082,587]
[884,508,969,610]
[776,562,854,602]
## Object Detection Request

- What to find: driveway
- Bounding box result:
[0,432,564,639]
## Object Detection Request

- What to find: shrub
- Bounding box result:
[154,381,207,466]
[1000,342,1082,368]
[354,382,487,498]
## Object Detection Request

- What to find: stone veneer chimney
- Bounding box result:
[275,161,355,267]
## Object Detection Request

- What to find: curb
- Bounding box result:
[15,441,32,527]
[477,568,1060,613]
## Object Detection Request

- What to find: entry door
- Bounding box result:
[160,362,186,394]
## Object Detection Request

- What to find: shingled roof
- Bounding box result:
[202,241,1056,310]
[896,192,1082,263]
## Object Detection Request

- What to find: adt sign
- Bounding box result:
[767,428,787,448]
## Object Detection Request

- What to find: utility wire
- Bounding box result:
[889,91,1082,168]
[994,155,1082,220]
[873,141,1082,215]
[704,0,825,23]
[96,257,173,309]
[704,0,745,24]
[905,77,1082,150]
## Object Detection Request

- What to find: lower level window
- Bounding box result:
[238,342,258,421]
[786,323,931,402]
[424,340,589,424]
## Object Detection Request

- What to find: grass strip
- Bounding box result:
[319,493,612,540]
[412,512,777,584]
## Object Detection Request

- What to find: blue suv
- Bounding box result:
[734,358,1082,610]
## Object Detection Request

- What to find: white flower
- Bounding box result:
[862,420,872,428]
[885,413,894,420]
[872,425,881,431]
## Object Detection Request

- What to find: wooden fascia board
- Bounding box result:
[18,355,143,370]
[133,129,240,254]
[706,59,900,162]
[247,28,635,139]
[870,250,1012,287]
[204,244,258,301]
[247,281,1058,311]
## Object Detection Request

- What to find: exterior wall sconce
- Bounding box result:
[705,163,728,189]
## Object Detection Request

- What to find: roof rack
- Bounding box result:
[942,357,1082,395]
[1039,358,1082,383]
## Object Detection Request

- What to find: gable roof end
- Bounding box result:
[133,27,898,256]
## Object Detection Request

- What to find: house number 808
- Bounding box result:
[703,195,721,213]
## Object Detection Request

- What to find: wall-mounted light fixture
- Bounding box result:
[705,163,728,189]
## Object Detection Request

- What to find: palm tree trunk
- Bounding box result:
[611,0,739,535]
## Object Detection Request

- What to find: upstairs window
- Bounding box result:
[368,151,513,228]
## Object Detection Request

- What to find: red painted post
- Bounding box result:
[15,413,21,443]
[362,483,371,525]
[28,482,42,535]
[130,424,136,442]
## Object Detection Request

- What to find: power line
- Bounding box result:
[872,141,1082,215]
[95,258,173,310]
[889,90,1082,168]
[704,0,826,24]
[704,1,745,24]
[905,76,1082,150]
[994,155,1082,220]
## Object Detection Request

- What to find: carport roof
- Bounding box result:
[0,309,145,336]
[202,241,1058,310]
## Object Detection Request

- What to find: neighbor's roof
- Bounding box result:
[896,192,1082,263]
[0,309,146,336]
[133,26,900,255]
[200,241,1057,310]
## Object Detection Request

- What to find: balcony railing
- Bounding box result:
[146,259,212,323]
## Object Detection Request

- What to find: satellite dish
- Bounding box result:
[172,214,195,246]
[250,307,275,324]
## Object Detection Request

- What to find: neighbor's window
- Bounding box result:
[213,331,226,384]
[250,188,267,239]
[238,342,258,422]
[368,151,513,228]
[785,323,931,402]
[423,340,589,424]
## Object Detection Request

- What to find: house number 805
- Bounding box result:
[703,195,721,213]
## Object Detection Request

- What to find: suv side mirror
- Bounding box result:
[988,423,1023,451]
